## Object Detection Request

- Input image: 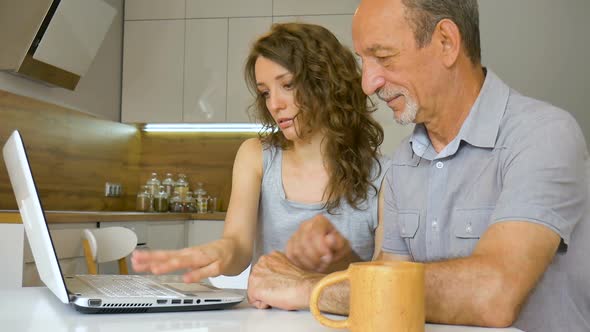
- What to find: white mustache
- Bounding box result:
[376,86,406,102]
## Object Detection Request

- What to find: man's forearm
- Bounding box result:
[425,256,516,327]
[316,255,510,321]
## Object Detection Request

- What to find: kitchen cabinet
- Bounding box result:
[121,1,377,125]
[272,0,359,16]
[123,16,271,124]
[102,220,187,251]
[184,19,228,123]
[184,17,271,123]
[186,0,272,18]
[122,19,185,123]
[227,17,273,123]
[124,0,185,20]
[146,220,188,250]
[0,224,24,288]
[273,15,354,50]
[187,220,224,247]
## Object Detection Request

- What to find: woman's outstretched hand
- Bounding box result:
[131,239,234,283]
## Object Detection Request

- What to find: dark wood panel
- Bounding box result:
[0,90,255,212]
[0,90,141,210]
[139,132,256,211]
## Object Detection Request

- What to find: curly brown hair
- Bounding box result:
[244,23,384,213]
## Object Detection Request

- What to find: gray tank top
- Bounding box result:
[254,144,391,264]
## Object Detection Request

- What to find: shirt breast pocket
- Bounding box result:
[451,207,493,257]
[398,210,420,259]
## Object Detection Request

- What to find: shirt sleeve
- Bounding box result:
[381,163,411,255]
[491,113,588,246]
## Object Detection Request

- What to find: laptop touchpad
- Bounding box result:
[163,282,217,293]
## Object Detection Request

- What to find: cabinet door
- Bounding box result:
[146,221,187,250]
[0,224,24,288]
[184,19,228,123]
[273,15,354,50]
[186,0,272,18]
[187,220,224,247]
[122,20,185,123]
[273,0,359,16]
[125,0,185,20]
[226,17,272,123]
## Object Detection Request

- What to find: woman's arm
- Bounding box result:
[219,137,263,275]
[131,138,263,281]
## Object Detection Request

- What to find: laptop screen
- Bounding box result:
[3,130,71,303]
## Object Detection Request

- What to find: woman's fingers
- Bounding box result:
[182,260,223,283]
[131,246,220,275]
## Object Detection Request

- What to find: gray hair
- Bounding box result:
[401,0,481,64]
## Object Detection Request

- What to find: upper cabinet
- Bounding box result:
[121,0,362,124]
[273,15,355,50]
[124,0,185,20]
[0,0,117,90]
[186,0,272,18]
[227,17,273,123]
[273,0,358,15]
[183,19,228,123]
[122,20,185,123]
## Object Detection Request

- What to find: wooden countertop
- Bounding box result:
[0,210,226,224]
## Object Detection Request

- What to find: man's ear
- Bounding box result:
[433,19,461,68]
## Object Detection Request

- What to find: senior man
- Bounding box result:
[246,1,590,331]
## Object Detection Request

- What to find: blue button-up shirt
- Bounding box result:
[382,69,589,332]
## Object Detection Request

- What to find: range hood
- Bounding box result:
[0,0,116,90]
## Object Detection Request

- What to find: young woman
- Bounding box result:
[132,23,389,283]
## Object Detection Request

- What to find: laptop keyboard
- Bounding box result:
[77,275,184,298]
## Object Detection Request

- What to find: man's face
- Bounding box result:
[353,0,440,125]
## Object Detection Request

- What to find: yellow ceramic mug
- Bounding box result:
[310,260,425,332]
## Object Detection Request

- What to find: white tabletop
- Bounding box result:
[0,288,523,332]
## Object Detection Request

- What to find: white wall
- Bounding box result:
[0,0,123,122]
[479,0,590,142]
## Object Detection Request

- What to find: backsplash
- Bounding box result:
[0,90,252,211]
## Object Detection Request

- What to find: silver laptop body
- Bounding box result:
[3,130,244,313]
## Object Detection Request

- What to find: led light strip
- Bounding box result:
[143,123,269,133]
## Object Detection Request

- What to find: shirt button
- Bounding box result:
[431,219,439,231]
[466,222,473,234]
[436,161,444,169]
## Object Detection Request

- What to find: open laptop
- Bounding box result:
[2,130,244,313]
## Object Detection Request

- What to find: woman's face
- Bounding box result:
[254,56,302,141]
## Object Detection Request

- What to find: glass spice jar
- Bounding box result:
[194,182,208,214]
[153,185,169,212]
[162,173,175,197]
[169,189,183,212]
[175,174,189,200]
[135,185,151,212]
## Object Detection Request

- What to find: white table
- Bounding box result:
[0,288,523,332]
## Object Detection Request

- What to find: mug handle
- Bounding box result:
[309,270,349,329]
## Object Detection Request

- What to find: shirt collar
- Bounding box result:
[409,68,510,159]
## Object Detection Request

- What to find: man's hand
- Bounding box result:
[286,214,359,273]
[247,251,324,310]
